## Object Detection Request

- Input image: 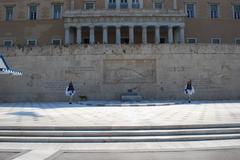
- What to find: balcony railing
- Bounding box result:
[64,9,186,18]
[132,3,140,9]
[108,3,116,9]
[120,3,128,9]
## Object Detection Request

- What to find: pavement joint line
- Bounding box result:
[0,149,31,160]
[24,146,240,160]
[42,146,240,153]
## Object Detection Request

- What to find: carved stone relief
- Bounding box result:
[104,59,156,84]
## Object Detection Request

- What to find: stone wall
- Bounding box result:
[0,44,240,102]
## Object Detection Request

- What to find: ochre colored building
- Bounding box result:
[0,0,240,47]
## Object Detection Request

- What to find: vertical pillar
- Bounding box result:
[180,26,185,44]
[116,26,121,45]
[77,26,82,45]
[103,26,108,44]
[155,26,160,44]
[105,0,108,9]
[142,25,147,44]
[129,26,134,44]
[65,27,70,45]
[173,0,177,10]
[116,0,120,9]
[90,25,95,44]
[139,0,143,8]
[128,0,132,9]
[70,0,75,10]
[168,26,173,44]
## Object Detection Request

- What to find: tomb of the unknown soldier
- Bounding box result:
[0,44,240,102]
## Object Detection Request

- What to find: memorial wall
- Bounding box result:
[0,44,240,102]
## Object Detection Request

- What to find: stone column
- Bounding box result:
[129,26,134,44]
[105,0,108,9]
[90,25,95,44]
[70,0,75,10]
[139,0,143,8]
[77,26,82,45]
[180,26,185,44]
[64,27,70,45]
[128,0,132,9]
[168,26,173,44]
[116,26,121,45]
[116,0,120,9]
[142,25,147,44]
[155,26,160,44]
[103,26,108,44]
[173,0,177,10]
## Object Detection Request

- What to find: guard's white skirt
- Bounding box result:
[65,88,75,97]
[184,87,195,95]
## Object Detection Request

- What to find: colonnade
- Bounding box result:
[65,24,185,45]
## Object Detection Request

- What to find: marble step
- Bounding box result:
[0,134,240,143]
[0,123,240,131]
[0,128,239,137]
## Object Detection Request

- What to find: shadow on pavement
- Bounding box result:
[7,111,42,117]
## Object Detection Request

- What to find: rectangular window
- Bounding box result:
[53,4,62,19]
[186,3,195,18]
[154,0,163,9]
[210,4,219,19]
[29,5,37,20]
[3,40,13,47]
[234,5,240,19]
[235,38,240,44]
[5,6,13,21]
[187,38,197,44]
[211,38,221,44]
[120,0,128,9]
[52,39,61,46]
[85,2,95,10]
[132,0,140,9]
[108,0,116,9]
[27,39,37,46]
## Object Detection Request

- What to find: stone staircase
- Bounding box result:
[0,124,240,143]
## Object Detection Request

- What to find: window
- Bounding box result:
[85,2,95,10]
[210,4,219,19]
[120,0,128,9]
[53,4,62,19]
[5,6,13,21]
[29,5,37,20]
[211,38,221,44]
[108,0,116,9]
[52,39,61,46]
[132,0,140,9]
[187,38,197,44]
[27,39,37,46]
[233,5,240,19]
[235,38,240,44]
[186,3,195,18]
[3,40,13,47]
[154,0,163,9]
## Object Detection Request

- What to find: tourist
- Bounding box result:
[184,80,195,103]
[65,81,75,104]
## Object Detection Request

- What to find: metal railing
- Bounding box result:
[120,3,128,9]
[108,3,116,9]
[132,3,140,9]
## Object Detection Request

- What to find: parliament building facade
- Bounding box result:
[0,0,240,47]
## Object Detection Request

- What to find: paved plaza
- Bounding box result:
[0,101,240,160]
[0,101,240,127]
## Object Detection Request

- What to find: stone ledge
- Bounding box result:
[121,95,143,101]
